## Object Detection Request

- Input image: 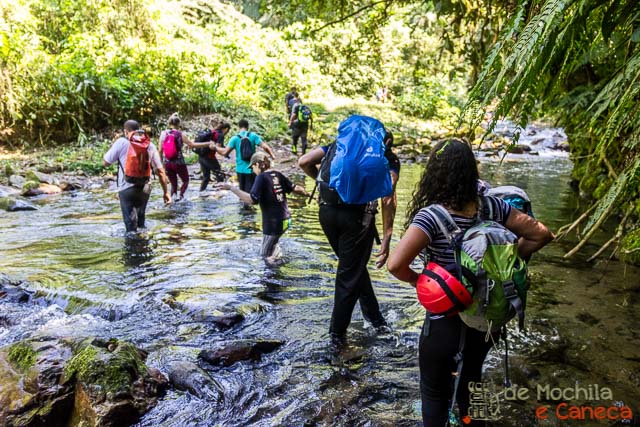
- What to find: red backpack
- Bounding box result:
[162,129,180,161]
[124,131,152,185]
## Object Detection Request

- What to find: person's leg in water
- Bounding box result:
[177,163,189,199]
[419,315,496,427]
[199,156,211,191]
[118,184,151,233]
[164,162,178,199]
[135,183,152,229]
[319,205,385,340]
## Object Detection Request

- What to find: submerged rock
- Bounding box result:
[0,337,167,427]
[198,339,284,367]
[166,361,223,400]
[0,196,38,212]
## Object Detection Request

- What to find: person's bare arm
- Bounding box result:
[292,184,309,197]
[215,145,233,157]
[182,134,211,149]
[155,167,172,204]
[219,182,254,205]
[258,142,275,159]
[387,225,430,287]
[375,170,399,268]
[298,147,325,179]
[505,208,554,259]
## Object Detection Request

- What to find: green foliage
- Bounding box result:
[464,0,640,253]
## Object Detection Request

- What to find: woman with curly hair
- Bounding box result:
[388,139,553,426]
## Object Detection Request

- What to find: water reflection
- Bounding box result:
[123,234,157,268]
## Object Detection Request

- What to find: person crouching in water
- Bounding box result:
[159,113,213,201]
[387,139,553,427]
[219,152,309,262]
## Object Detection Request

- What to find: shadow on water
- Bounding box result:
[0,155,638,426]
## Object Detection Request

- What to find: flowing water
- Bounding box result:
[0,149,638,426]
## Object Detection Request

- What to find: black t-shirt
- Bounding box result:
[250,170,295,235]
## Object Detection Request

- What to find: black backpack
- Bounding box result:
[239,133,254,162]
[194,129,214,156]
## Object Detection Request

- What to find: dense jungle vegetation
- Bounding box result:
[0,0,639,261]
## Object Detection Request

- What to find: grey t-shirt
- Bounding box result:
[103,136,163,192]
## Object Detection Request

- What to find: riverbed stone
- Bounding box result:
[0,337,167,426]
[198,339,284,367]
[22,183,63,197]
[0,196,38,212]
[9,174,26,188]
[0,184,20,197]
[25,170,59,186]
[166,361,223,400]
[0,274,33,302]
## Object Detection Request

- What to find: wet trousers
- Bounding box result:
[198,155,224,191]
[419,315,497,427]
[118,184,151,233]
[164,162,189,197]
[319,204,385,336]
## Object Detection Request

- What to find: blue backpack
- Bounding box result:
[319,115,392,205]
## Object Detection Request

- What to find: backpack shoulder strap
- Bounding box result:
[424,204,461,244]
[478,195,493,220]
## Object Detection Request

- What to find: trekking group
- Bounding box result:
[103,97,553,426]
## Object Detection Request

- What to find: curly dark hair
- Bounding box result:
[404,139,479,230]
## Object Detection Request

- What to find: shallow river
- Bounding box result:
[0,151,638,426]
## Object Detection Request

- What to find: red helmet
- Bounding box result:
[416,262,473,316]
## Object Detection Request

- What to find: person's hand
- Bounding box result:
[209,143,217,150]
[163,191,172,205]
[375,235,391,269]
[215,182,232,191]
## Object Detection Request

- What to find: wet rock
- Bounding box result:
[0,274,33,302]
[9,174,25,188]
[0,196,38,212]
[187,311,245,329]
[22,183,63,197]
[530,138,545,145]
[198,339,284,367]
[576,312,600,326]
[0,337,167,426]
[166,361,223,400]
[556,142,570,151]
[60,177,85,192]
[506,144,531,154]
[0,339,75,426]
[62,338,168,426]
[25,170,59,186]
[0,184,19,197]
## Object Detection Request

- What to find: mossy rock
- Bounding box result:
[4,163,14,177]
[25,170,41,183]
[63,339,148,396]
[620,228,640,266]
[22,180,40,192]
[7,342,37,372]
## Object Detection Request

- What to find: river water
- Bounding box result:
[0,150,638,426]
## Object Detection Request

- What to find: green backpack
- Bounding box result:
[426,199,528,332]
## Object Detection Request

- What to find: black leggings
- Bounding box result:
[419,315,498,427]
[198,155,225,191]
